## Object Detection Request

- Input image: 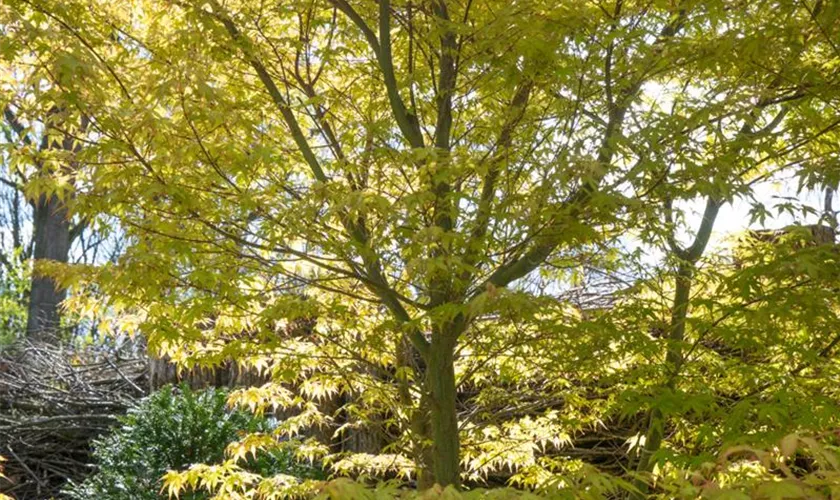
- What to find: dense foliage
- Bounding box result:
[64,385,322,500]
[1,0,839,498]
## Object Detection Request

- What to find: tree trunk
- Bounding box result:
[412,390,435,489]
[18,107,87,342]
[25,193,71,341]
[632,262,694,496]
[425,334,460,489]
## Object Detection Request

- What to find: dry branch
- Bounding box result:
[0,340,147,499]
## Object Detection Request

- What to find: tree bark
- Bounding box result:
[631,196,720,498]
[424,333,460,488]
[633,262,693,485]
[25,193,71,341]
[5,106,86,342]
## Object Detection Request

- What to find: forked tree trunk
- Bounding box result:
[632,197,720,498]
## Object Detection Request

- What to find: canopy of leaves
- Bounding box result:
[1,0,839,497]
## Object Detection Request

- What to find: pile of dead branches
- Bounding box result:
[0,340,147,499]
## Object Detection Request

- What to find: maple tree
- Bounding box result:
[1,0,840,497]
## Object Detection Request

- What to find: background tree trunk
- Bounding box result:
[3,106,85,342]
[25,193,71,341]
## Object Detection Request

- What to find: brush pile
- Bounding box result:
[0,340,146,499]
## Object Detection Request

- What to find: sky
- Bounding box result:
[690,181,831,251]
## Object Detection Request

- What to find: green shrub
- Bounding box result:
[64,384,321,500]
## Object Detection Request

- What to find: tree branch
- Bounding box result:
[330,0,424,148]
